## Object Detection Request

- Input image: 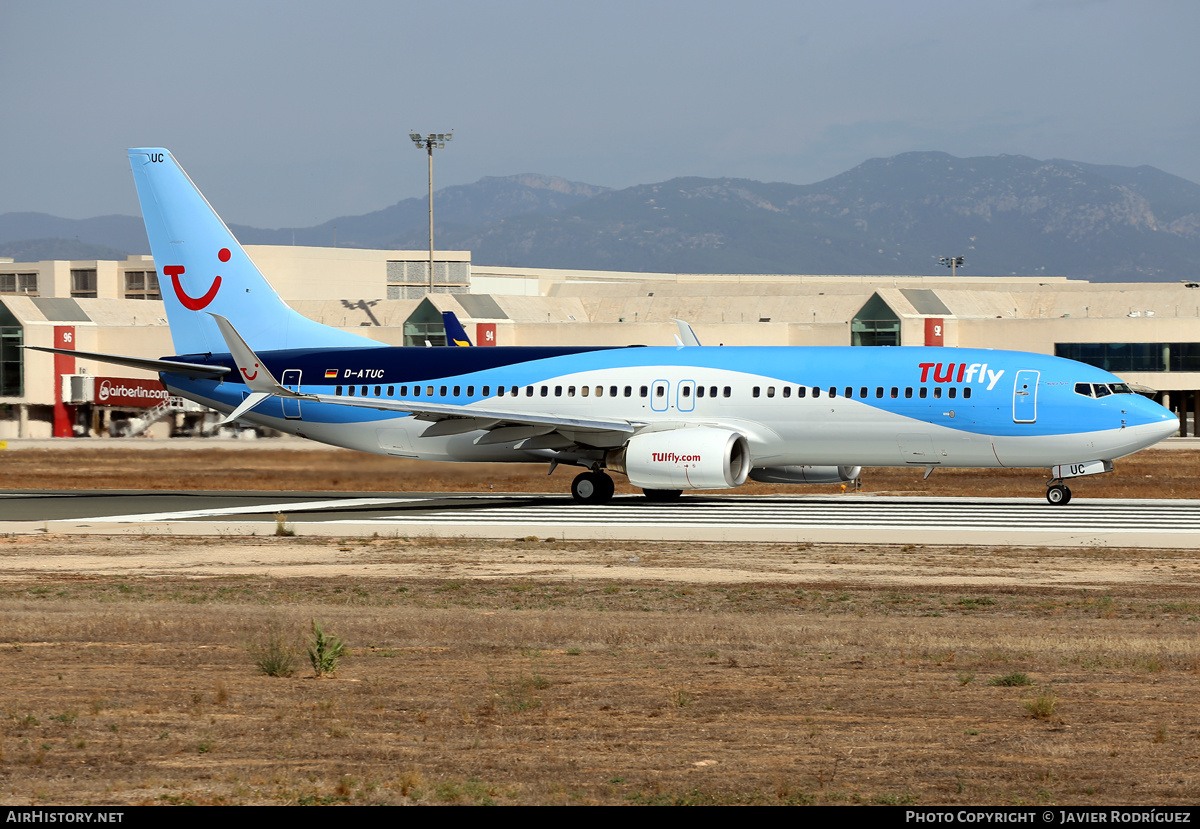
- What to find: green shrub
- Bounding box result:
[1024,687,1057,720]
[251,621,297,677]
[308,619,347,677]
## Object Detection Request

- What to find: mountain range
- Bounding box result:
[4,152,1199,282]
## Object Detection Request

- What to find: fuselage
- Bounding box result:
[118,147,1180,504]
[161,343,1177,470]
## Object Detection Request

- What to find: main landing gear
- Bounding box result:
[1046,481,1072,505]
[568,471,685,505]
[571,470,615,504]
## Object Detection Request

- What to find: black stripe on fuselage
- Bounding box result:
[168,345,630,385]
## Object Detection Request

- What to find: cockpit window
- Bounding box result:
[1077,381,1134,397]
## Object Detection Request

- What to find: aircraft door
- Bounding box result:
[651,380,670,412]
[282,369,302,419]
[1012,370,1039,423]
[898,433,937,464]
[677,380,695,412]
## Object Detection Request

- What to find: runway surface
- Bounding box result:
[1,489,1198,547]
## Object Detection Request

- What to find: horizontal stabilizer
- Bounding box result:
[23,346,230,379]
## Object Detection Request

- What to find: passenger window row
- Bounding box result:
[751,385,972,400]
[328,382,973,402]
[331,382,737,400]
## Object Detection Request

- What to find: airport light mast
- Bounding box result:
[410,131,453,293]
[940,256,965,278]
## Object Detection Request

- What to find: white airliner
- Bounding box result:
[35,150,1179,505]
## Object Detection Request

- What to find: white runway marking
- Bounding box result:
[333,497,1200,535]
[9,491,1199,546]
[73,497,414,523]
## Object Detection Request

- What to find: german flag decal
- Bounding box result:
[324,369,339,379]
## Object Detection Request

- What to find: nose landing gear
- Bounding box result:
[1046,481,1072,505]
[1044,460,1113,505]
[1045,460,1114,504]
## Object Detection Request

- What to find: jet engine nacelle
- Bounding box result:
[607,427,751,490]
[748,465,862,485]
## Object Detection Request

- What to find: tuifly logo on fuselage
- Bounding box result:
[918,362,1005,391]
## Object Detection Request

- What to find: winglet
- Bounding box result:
[673,319,702,347]
[208,313,312,425]
[209,313,286,394]
[217,392,273,426]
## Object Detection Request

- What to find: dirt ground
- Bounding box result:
[3,445,1199,499]
[1,447,1199,806]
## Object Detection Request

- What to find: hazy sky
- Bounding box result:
[3,0,1197,228]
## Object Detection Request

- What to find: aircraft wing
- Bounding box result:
[207,311,635,446]
[309,392,637,447]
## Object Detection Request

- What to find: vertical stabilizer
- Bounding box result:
[442,311,473,346]
[128,149,377,355]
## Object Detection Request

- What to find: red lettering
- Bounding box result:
[651,452,699,464]
[166,265,222,311]
[918,363,935,382]
[934,363,955,383]
[956,364,966,383]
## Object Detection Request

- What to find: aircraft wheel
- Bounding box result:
[572,471,614,504]
[595,472,615,502]
[1046,484,1070,505]
[643,488,683,502]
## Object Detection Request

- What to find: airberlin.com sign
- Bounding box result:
[96,377,178,408]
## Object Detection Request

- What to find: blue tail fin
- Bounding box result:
[128,149,377,355]
[442,311,473,346]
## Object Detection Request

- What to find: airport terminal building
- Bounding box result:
[2,245,1198,438]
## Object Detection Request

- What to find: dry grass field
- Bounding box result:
[3,445,1200,499]
[1,445,1199,806]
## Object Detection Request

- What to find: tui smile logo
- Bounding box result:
[165,248,229,310]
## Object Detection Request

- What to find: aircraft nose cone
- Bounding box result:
[1119,397,1180,448]
[1138,396,1180,443]
[1152,416,1179,442]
